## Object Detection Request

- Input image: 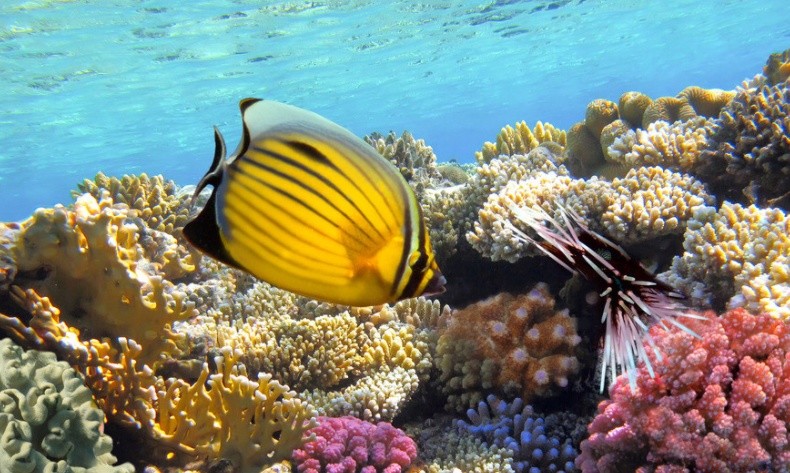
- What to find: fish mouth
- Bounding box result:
[422,272,447,296]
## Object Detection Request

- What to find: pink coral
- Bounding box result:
[293,416,418,473]
[576,308,790,473]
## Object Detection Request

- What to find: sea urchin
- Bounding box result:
[506,203,702,392]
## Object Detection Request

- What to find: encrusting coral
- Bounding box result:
[661,202,790,320]
[0,337,135,472]
[576,308,790,473]
[436,284,582,410]
[9,193,196,364]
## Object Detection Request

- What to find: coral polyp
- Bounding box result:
[506,203,702,391]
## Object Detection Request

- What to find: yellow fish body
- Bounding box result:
[183,99,445,306]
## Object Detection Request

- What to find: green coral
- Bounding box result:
[0,338,134,472]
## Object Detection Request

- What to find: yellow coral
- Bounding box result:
[641,96,697,128]
[584,99,619,139]
[618,91,653,128]
[764,48,790,85]
[475,121,566,164]
[678,86,735,117]
[566,122,605,177]
[75,172,192,235]
[11,194,194,364]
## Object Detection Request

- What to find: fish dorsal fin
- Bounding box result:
[190,126,227,208]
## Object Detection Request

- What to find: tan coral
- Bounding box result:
[606,117,711,170]
[661,202,790,320]
[436,285,581,411]
[475,121,566,164]
[10,194,195,364]
[641,96,697,128]
[75,172,192,235]
[678,86,735,117]
[763,48,790,85]
[584,99,619,139]
[600,166,714,243]
[566,122,605,177]
[618,91,653,128]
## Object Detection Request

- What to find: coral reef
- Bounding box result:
[9,193,196,364]
[475,121,566,164]
[641,96,697,128]
[0,337,134,472]
[457,395,577,473]
[577,308,790,473]
[437,284,582,410]
[566,121,605,177]
[661,202,790,320]
[677,86,735,118]
[293,416,418,473]
[763,48,790,85]
[617,91,653,128]
[415,419,516,472]
[696,78,790,209]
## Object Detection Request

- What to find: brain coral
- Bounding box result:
[576,308,790,473]
[661,202,790,320]
[0,337,134,472]
[293,416,418,473]
[437,284,582,410]
[696,78,790,209]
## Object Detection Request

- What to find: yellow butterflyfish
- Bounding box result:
[183,99,446,306]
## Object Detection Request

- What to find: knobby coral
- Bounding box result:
[475,121,566,164]
[293,416,418,473]
[437,284,582,410]
[577,308,790,473]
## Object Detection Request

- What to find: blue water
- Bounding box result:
[1,0,788,222]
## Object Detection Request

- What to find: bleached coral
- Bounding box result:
[661,202,790,320]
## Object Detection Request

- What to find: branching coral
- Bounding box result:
[0,337,135,472]
[9,194,195,364]
[661,202,790,320]
[577,308,790,473]
[606,117,712,170]
[437,284,581,410]
[293,416,418,473]
[364,131,443,197]
[475,121,566,164]
[696,78,790,209]
[457,395,577,473]
[74,172,193,235]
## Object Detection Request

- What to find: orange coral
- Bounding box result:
[437,284,581,410]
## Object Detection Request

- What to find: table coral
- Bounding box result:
[661,202,790,320]
[293,416,418,473]
[0,337,135,472]
[576,308,790,473]
[456,395,577,473]
[696,78,790,209]
[475,121,566,164]
[10,193,195,364]
[437,284,581,410]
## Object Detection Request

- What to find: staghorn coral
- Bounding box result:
[576,308,790,473]
[456,395,577,473]
[475,121,566,164]
[437,284,581,410]
[0,337,135,473]
[9,194,195,364]
[696,78,790,209]
[641,96,697,128]
[661,202,790,320]
[74,172,192,235]
[618,91,653,128]
[293,416,418,473]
